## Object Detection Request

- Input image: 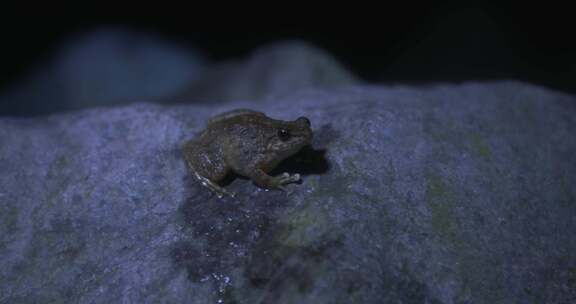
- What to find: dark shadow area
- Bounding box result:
[172,178,324,300]
[270,147,329,178]
[374,5,575,94]
[173,181,347,302]
[0,4,574,117]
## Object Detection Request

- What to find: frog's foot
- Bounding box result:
[271,172,301,191]
[252,169,302,192]
[194,172,235,199]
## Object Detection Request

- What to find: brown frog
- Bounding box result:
[182,109,313,198]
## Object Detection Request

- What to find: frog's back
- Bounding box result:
[208,109,265,125]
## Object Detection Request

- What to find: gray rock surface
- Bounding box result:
[1,82,576,303]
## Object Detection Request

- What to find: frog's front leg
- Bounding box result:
[251,168,301,191]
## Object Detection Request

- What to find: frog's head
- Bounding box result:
[266,116,313,160]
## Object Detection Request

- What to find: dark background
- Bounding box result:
[0,4,574,116]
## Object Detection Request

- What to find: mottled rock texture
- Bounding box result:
[1,82,576,303]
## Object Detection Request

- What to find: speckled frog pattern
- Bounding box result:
[182,109,313,198]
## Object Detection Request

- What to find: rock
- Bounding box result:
[0,37,356,117]
[1,81,575,303]
[0,27,206,116]
[168,40,358,103]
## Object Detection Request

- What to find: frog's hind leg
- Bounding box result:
[251,169,301,191]
[192,171,236,198]
[183,142,235,198]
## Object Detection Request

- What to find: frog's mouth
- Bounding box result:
[268,136,310,157]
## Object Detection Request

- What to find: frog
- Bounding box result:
[182,109,313,198]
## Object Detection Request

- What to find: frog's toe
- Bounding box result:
[214,187,236,198]
[208,187,236,198]
[291,173,301,182]
[276,172,301,185]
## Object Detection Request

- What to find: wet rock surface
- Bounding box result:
[1,82,576,303]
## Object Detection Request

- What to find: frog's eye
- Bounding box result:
[278,129,291,141]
